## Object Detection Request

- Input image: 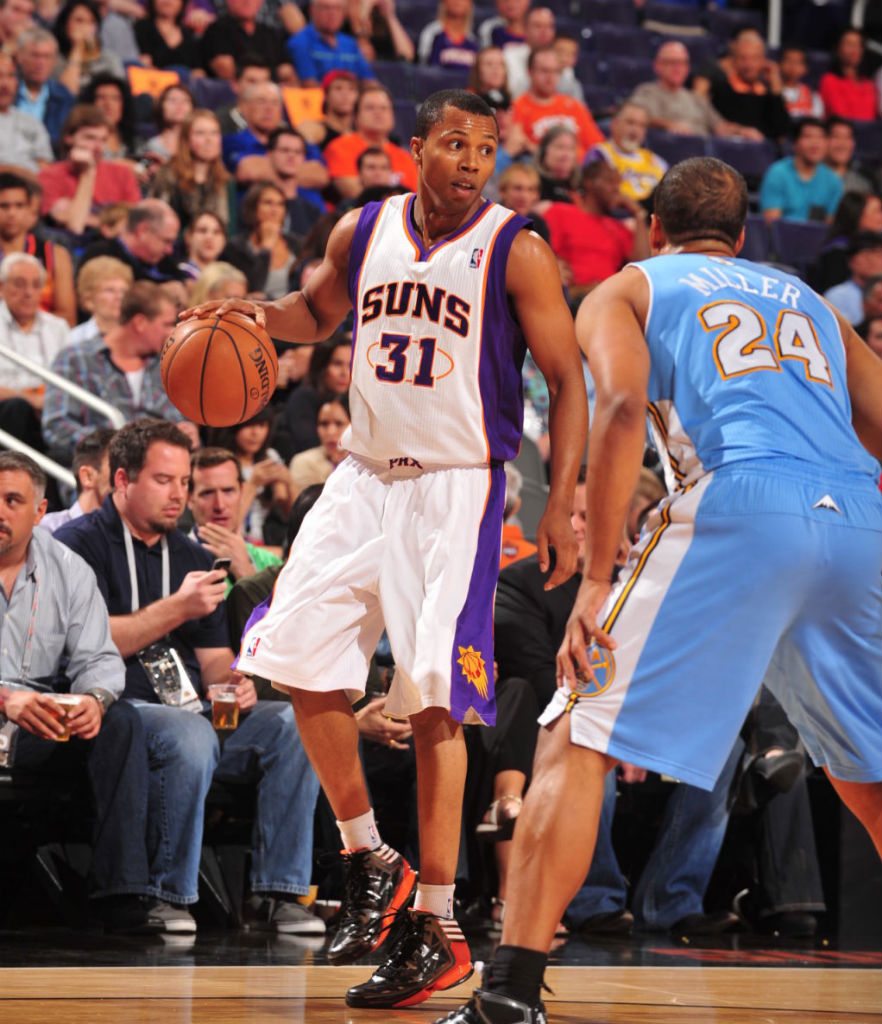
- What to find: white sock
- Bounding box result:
[336,809,381,852]
[414,883,455,919]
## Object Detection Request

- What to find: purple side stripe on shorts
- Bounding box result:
[448,465,506,725]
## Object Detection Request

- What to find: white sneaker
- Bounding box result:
[147,900,197,933]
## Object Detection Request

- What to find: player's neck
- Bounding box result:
[412,194,484,248]
[663,240,737,257]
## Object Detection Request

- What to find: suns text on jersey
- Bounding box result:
[360,282,472,337]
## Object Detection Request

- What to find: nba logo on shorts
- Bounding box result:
[469,248,484,269]
[245,637,261,658]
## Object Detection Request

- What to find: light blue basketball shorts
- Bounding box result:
[539,465,882,790]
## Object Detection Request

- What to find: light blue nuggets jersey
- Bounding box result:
[634,253,880,492]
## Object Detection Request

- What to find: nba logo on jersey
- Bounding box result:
[245,637,261,658]
[469,247,484,269]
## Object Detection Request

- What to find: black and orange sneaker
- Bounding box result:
[430,989,548,1023]
[345,909,473,1009]
[326,844,417,965]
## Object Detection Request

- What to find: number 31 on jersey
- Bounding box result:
[698,300,833,387]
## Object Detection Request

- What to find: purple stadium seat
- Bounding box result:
[575,53,600,86]
[645,130,708,166]
[741,212,772,264]
[606,55,656,93]
[577,0,638,27]
[392,99,417,146]
[770,219,829,276]
[396,3,436,38]
[642,2,703,28]
[590,24,656,58]
[581,84,619,119]
[709,137,777,183]
[852,120,882,164]
[412,65,470,101]
[706,7,765,41]
[190,77,236,110]
[372,60,414,101]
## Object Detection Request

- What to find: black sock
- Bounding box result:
[483,944,548,1006]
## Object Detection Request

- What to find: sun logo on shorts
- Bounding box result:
[573,646,616,698]
[457,646,488,699]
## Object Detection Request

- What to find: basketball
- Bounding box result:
[160,311,278,427]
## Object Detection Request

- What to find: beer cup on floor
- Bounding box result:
[49,694,83,741]
[208,685,239,730]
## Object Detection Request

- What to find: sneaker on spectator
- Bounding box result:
[146,900,197,933]
[99,894,164,935]
[243,894,327,934]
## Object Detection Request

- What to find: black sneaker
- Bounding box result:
[99,895,165,936]
[326,843,417,964]
[345,909,473,1008]
[430,988,548,1023]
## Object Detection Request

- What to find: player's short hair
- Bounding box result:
[267,126,306,152]
[72,427,116,495]
[110,418,193,482]
[792,116,826,142]
[414,89,497,139]
[0,171,34,198]
[0,450,46,503]
[653,157,748,249]
[120,280,173,324]
[190,446,243,489]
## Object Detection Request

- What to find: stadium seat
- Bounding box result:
[581,84,619,119]
[576,0,638,27]
[852,120,882,164]
[372,60,414,101]
[706,7,766,40]
[741,213,772,264]
[396,3,436,38]
[709,137,777,184]
[190,77,236,110]
[642,2,704,29]
[645,130,708,166]
[412,65,470,100]
[575,53,600,86]
[589,24,657,58]
[769,219,829,277]
[606,55,656,93]
[392,99,417,145]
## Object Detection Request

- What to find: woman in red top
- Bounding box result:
[819,28,878,121]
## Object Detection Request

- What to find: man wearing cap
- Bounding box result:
[287,0,375,88]
[299,69,359,151]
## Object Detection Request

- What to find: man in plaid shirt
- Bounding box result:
[42,281,192,464]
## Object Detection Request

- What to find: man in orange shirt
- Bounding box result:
[511,45,603,160]
[323,84,417,199]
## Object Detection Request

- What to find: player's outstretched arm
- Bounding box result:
[828,302,882,462]
[558,268,650,686]
[180,211,361,345]
[507,230,589,591]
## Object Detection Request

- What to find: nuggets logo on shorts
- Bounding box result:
[573,645,615,698]
[457,645,488,699]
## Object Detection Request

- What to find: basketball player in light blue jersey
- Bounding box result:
[438,157,881,1024]
[182,90,588,1012]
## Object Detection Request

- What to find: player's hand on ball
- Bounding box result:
[556,577,615,688]
[175,570,228,618]
[178,298,267,329]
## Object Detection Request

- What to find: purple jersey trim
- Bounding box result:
[448,464,505,724]
[348,197,391,379]
[479,212,530,461]
[402,194,494,262]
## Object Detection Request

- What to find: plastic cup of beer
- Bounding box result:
[208,684,239,730]
[49,693,83,742]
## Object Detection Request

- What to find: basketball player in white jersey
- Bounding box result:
[183,89,589,1010]
[437,158,882,1024]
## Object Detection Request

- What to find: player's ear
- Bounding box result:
[411,136,423,167]
[648,214,665,253]
[732,226,746,256]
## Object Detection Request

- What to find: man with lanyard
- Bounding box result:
[56,418,324,935]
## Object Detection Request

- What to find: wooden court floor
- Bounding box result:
[2,964,879,1023]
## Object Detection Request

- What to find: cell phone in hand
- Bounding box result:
[212,557,232,573]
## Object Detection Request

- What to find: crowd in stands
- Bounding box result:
[0,0,880,940]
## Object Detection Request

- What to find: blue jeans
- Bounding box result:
[132,699,319,905]
[14,700,151,900]
[565,740,742,930]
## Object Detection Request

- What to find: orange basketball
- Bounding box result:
[160,311,278,427]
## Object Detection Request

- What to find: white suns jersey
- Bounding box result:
[343,193,530,467]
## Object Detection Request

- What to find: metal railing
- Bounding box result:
[0,341,127,490]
